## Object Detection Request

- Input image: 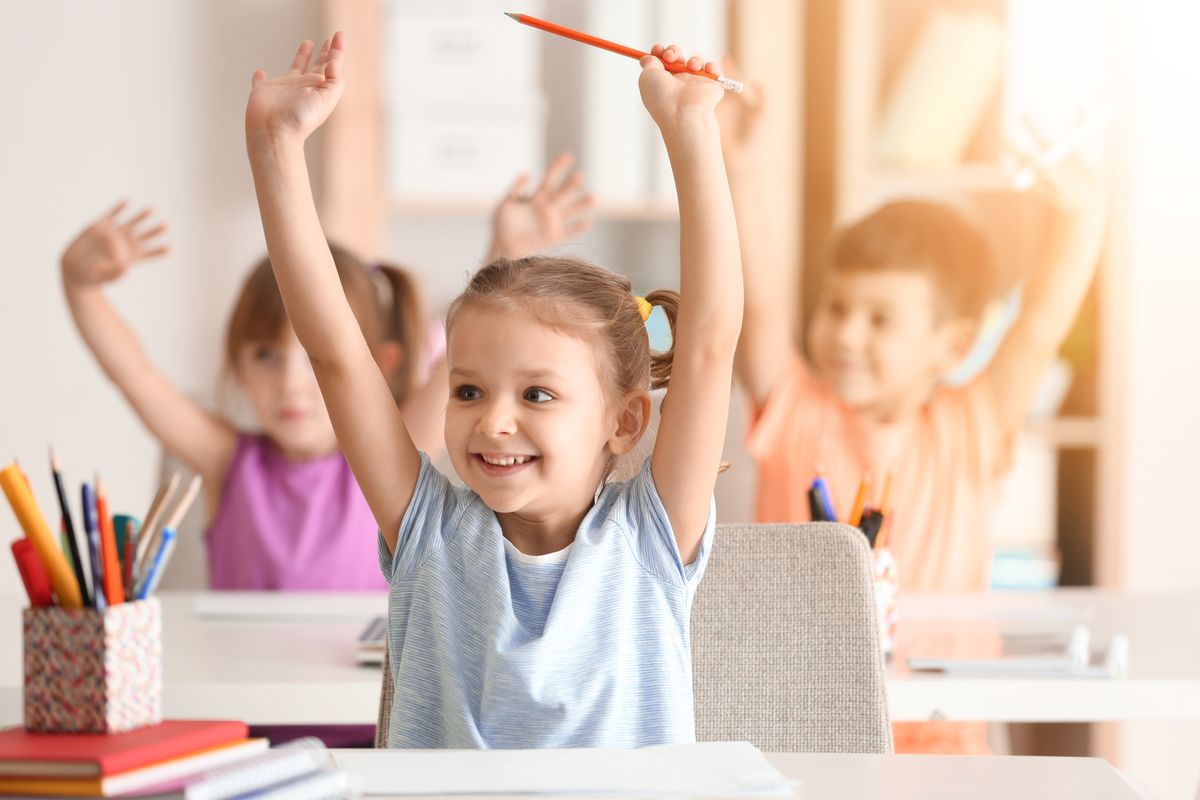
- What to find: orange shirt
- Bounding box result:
[747,357,1012,754]
[747,356,1010,593]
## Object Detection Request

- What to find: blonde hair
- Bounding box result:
[446,256,680,406]
[224,242,425,404]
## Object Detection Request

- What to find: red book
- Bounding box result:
[0,720,249,778]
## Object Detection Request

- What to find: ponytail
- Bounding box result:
[644,289,680,391]
[372,262,426,405]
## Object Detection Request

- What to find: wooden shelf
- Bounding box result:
[388,195,679,222]
[1027,416,1103,449]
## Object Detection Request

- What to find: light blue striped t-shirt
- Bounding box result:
[377,453,715,749]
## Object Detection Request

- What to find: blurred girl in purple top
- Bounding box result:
[60,154,594,591]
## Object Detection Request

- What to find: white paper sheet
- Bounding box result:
[331,741,794,797]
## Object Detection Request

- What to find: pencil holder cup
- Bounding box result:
[871,548,898,657]
[22,598,162,733]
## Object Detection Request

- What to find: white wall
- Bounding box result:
[0,1,320,594]
[0,1,759,599]
[1112,2,1200,797]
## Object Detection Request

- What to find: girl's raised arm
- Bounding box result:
[62,203,237,496]
[639,47,744,563]
[245,33,420,551]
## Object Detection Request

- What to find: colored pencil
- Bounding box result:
[95,477,124,605]
[847,475,869,527]
[123,519,137,602]
[49,448,91,607]
[812,475,838,522]
[136,528,177,600]
[11,539,54,608]
[81,482,106,611]
[134,473,179,584]
[1,464,83,609]
[504,12,744,93]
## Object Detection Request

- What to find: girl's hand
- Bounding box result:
[488,152,596,261]
[61,202,170,288]
[639,44,725,136]
[246,33,345,148]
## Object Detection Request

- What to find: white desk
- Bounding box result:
[889,589,1200,722]
[2,590,1198,726]
[328,752,1146,799]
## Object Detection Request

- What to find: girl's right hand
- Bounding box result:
[246,32,345,148]
[61,202,169,288]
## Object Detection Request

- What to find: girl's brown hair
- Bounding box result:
[224,242,426,404]
[445,256,680,405]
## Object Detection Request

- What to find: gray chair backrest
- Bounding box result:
[376,522,892,753]
[690,522,892,753]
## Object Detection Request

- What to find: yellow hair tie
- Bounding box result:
[634,296,653,322]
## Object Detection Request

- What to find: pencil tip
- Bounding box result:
[504,12,519,20]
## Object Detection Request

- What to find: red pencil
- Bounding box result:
[505,12,744,93]
[12,539,54,608]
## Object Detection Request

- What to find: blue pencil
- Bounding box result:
[136,527,177,600]
[811,475,839,523]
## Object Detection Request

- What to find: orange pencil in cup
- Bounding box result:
[847,475,869,527]
[95,476,124,605]
[504,12,744,93]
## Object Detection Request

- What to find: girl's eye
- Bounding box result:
[455,385,482,401]
[254,346,278,363]
[524,388,553,404]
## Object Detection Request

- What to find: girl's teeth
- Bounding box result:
[482,455,530,466]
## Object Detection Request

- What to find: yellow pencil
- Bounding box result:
[1,464,83,608]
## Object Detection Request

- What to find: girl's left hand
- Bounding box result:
[246,32,345,147]
[639,44,725,134]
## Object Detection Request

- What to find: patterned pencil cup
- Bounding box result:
[871,548,898,657]
[23,598,162,733]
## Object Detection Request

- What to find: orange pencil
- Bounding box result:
[847,475,869,527]
[504,12,744,93]
[95,477,124,605]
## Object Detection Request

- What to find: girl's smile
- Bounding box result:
[473,452,540,476]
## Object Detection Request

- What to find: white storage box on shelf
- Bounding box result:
[386,96,547,199]
[383,6,542,103]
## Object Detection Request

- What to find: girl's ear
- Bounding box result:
[608,391,652,455]
[373,340,405,376]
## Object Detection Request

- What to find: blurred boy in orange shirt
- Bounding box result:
[717,69,1108,752]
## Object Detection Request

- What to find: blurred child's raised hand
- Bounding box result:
[639,45,725,135]
[488,153,595,261]
[61,202,169,288]
[714,57,765,170]
[246,33,345,147]
[1010,114,1110,227]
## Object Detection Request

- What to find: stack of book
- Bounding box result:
[0,721,348,799]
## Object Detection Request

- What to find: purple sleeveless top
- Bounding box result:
[205,434,388,590]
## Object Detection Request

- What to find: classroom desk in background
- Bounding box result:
[2,590,1199,726]
[327,751,1147,799]
[891,589,1200,723]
